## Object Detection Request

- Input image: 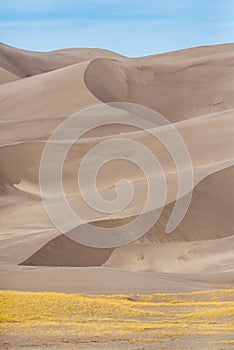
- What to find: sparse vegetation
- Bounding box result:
[0,289,233,348]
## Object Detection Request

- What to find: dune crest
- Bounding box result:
[0,42,124,78]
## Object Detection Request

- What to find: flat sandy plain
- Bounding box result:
[0,43,234,348]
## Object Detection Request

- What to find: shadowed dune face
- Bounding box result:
[85,49,234,122]
[19,166,234,268]
[0,43,234,282]
[21,235,113,267]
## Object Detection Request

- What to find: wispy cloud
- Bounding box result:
[0,0,233,56]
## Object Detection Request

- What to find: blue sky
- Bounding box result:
[0,0,234,56]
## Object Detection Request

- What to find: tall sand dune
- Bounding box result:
[0,43,233,292]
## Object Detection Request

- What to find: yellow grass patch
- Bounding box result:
[0,289,233,346]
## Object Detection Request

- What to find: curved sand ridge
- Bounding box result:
[0,42,124,78]
[0,43,234,292]
[84,46,234,122]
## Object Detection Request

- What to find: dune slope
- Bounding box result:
[85,47,234,121]
[19,166,234,269]
[0,43,233,291]
[0,42,124,78]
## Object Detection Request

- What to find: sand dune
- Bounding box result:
[1,43,233,145]
[0,42,124,78]
[17,166,233,269]
[85,46,234,121]
[0,66,19,84]
[0,43,233,292]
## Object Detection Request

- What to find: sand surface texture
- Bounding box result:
[0,43,234,293]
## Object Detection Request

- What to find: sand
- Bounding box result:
[0,43,234,294]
